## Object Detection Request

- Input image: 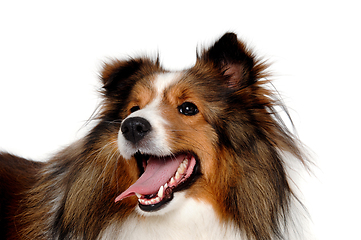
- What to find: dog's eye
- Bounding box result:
[178,102,199,116]
[130,106,140,113]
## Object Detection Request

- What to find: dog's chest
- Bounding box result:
[98,198,241,240]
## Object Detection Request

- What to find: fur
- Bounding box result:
[0,32,307,240]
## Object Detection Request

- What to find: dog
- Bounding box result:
[0,32,308,240]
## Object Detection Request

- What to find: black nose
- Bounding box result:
[121,117,152,144]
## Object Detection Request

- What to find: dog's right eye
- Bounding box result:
[130,106,140,113]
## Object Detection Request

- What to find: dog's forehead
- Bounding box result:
[127,71,183,116]
[152,71,182,95]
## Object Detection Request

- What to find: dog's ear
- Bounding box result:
[101,58,159,97]
[200,32,260,89]
[101,59,143,97]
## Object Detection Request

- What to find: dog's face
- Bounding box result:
[98,33,262,217]
[113,68,226,215]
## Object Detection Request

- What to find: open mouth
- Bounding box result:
[115,152,200,212]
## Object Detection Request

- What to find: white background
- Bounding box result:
[0,1,360,239]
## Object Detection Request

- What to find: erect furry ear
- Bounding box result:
[101,59,144,96]
[200,32,258,89]
[100,58,160,97]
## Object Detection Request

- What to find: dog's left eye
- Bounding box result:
[178,102,199,116]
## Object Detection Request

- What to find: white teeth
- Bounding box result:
[170,177,175,185]
[175,171,180,180]
[178,164,185,174]
[135,192,142,199]
[158,185,164,198]
[176,157,189,175]
[164,183,168,189]
[138,196,161,205]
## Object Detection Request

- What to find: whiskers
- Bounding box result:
[102,119,123,125]
[77,102,123,137]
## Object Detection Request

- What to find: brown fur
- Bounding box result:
[0,33,307,240]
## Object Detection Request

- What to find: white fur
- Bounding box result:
[117,72,181,159]
[98,195,242,240]
[152,72,181,94]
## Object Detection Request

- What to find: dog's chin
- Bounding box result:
[135,191,188,217]
[129,151,201,214]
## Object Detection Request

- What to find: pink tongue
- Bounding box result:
[115,154,186,202]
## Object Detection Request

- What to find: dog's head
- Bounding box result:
[98,32,306,238]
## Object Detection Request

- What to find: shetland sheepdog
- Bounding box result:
[0,33,307,240]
